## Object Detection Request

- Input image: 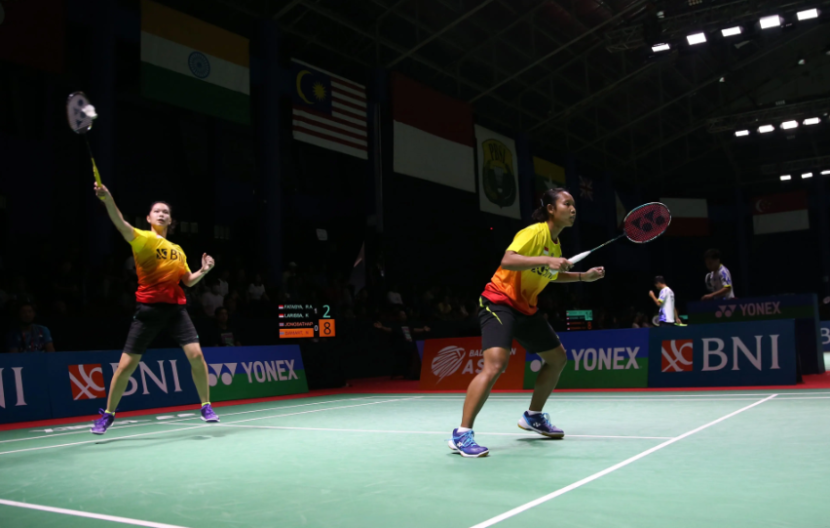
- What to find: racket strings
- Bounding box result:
[623,204,670,242]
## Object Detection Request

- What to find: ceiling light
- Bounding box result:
[721,26,743,37]
[797,8,819,20]
[802,172,813,179]
[822,170,830,175]
[798,57,807,65]
[734,130,749,137]
[687,33,707,45]
[760,15,781,29]
[651,43,671,52]
[781,120,799,130]
[780,175,792,181]
[804,117,821,125]
[758,125,775,133]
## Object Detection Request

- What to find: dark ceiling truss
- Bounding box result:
[198,0,829,191]
[707,96,830,133]
[603,0,830,52]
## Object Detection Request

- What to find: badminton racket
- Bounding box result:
[66,91,104,200]
[565,202,671,266]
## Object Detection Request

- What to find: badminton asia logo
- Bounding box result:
[715,305,737,318]
[68,364,106,400]
[431,346,466,382]
[661,340,693,373]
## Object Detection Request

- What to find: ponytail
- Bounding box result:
[532,187,568,223]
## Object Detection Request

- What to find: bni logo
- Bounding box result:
[68,364,106,400]
[661,340,693,373]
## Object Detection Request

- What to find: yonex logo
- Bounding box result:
[431,346,466,382]
[715,305,736,318]
[69,364,106,400]
[661,340,693,373]
[208,363,238,387]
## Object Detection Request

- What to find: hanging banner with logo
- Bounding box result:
[475,125,521,219]
[524,329,649,389]
[420,337,524,390]
[648,321,797,388]
[822,322,830,353]
[0,353,53,424]
[43,346,307,420]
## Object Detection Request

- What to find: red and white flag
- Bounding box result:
[660,197,709,236]
[392,73,475,192]
[752,191,809,235]
[291,60,367,159]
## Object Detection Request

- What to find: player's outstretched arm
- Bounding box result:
[182,253,215,288]
[94,182,135,243]
[554,267,606,283]
[501,251,573,273]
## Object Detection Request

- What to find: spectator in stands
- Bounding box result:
[247,272,269,303]
[201,278,225,318]
[632,312,651,328]
[649,276,676,327]
[224,296,240,319]
[6,302,55,352]
[282,261,298,285]
[387,284,403,307]
[52,259,81,313]
[702,248,735,300]
[374,310,430,379]
[205,307,241,347]
[217,269,230,297]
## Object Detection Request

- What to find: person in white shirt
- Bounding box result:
[247,273,269,302]
[201,279,225,318]
[649,276,676,326]
[702,248,735,300]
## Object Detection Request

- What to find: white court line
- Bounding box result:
[468,394,778,528]
[0,498,190,528]
[208,423,672,440]
[766,396,830,400]
[0,396,377,446]
[0,398,417,456]
[411,397,766,402]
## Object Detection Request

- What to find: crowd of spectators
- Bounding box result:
[0,243,674,356]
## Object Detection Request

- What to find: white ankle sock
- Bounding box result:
[457,426,472,433]
[527,410,543,415]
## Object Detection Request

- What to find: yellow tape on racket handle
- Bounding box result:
[92,158,105,201]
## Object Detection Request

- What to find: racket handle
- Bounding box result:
[567,251,592,265]
[91,159,105,201]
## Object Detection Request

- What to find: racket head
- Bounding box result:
[66,91,95,134]
[622,202,671,243]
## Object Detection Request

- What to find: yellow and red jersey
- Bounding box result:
[482,223,561,315]
[130,228,191,304]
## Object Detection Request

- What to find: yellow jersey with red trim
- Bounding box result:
[482,223,561,315]
[130,228,191,304]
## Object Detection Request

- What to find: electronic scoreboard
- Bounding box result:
[565,310,593,331]
[278,304,336,339]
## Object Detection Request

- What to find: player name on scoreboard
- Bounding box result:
[566,310,593,331]
[278,304,336,339]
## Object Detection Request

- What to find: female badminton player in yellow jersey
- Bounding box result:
[90,182,219,434]
[449,188,605,457]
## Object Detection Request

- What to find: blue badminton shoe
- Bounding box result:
[90,409,115,435]
[518,412,564,438]
[201,403,220,422]
[448,429,489,458]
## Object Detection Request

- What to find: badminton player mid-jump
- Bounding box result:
[90,183,219,434]
[449,188,605,457]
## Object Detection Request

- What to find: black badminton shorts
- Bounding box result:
[479,296,561,354]
[124,303,199,355]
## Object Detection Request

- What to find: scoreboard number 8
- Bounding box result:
[318,319,336,337]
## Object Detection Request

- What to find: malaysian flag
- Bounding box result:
[291,59,367,160]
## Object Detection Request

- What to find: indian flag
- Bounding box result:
[141,0,250,124]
